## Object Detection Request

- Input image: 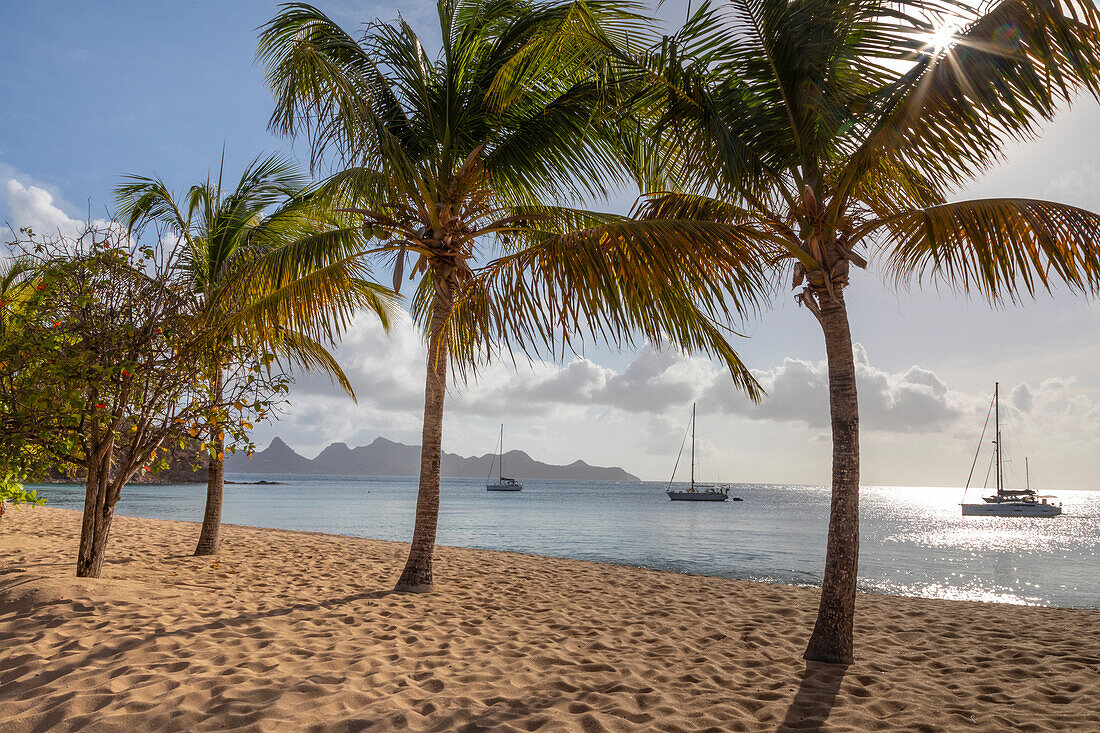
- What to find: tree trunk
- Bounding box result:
[77,452,116,578]
[804,289,860,665]
[394,276,452,593]
[194,371,226,556]
[194,429,226,556]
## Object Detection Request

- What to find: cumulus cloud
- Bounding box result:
[693,344,965,433]
[298,319,975,438]
[1011,383,1033,413]
[3,178,93,237]
[640,413,686,455]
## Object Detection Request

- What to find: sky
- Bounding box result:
[1,1,1098,488]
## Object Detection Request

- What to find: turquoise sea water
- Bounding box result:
[33,477,1099,609]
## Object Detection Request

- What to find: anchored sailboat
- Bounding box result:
[666,404,736,502]
[486,425,522,492]
[961,383,1062,517]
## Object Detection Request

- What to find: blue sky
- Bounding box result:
[2,1,1098,487]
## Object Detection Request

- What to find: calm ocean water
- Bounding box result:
[33,477,1099,609]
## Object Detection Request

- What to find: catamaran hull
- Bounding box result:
[487,485,522,492]
[667,491,727,502]
[961,503,1061,517]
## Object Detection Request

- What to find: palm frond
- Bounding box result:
[257,2,418,169]
[864,198,1100,301]
[445,218,774,397]
[272,327,357,398]
[836,0,1100,205]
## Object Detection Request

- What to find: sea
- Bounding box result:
[32,477,1099,609]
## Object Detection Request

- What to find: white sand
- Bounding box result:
[1,506,1097,732]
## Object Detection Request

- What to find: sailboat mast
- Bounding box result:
[499,424,504,481]
[690,403,696,489]
[1025,457,1030,492]
[994,382,1002,497]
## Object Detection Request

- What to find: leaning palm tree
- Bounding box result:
[633,0,1100,662]
[257,0,769,592]
[116,153,394,556]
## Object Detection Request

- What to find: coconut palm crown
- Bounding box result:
[116,153,395,556]
[258,0,772,592]
[634,0,1100,662]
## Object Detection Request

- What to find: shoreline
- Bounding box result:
[3,506,1098,732]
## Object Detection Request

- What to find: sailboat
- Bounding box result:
[961,383,1062,517]
[666,404,736,502]
[486,425,522,492]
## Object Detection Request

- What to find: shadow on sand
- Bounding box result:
[777,661,848,732]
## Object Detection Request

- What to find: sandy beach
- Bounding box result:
[1,507,1097,732]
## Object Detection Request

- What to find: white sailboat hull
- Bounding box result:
[487,483,522,492]
[667,490,728,502]
[961,502,1061,517]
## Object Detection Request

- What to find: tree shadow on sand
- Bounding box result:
[777,661,848,732]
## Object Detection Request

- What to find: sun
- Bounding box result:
[926,20,963,52]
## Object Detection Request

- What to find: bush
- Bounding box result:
[0,472,45,525]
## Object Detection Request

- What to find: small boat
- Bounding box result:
[961,383,1061,517]
[666,404,737,502]
[486,424,522,492]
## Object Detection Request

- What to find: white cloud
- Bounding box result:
[640,413,685,455]
[4,178,88,236]
[1,164,116,242]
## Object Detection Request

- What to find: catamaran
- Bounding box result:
[667,404,736,502]
[486,424,522,492]
[961,383,1062,517]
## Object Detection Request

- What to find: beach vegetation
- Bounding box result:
[115,154,396,556]
[256,0,769,592]
[0,224,292,576]
[628,0,1100,662]
[0,475,44,527]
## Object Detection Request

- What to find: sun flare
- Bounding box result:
[927,20,963,52]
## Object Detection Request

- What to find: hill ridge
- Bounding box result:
[226,437,640,482]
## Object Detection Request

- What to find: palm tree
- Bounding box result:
[633,0,1100,662]
[0,258,34,339]
[116,153,395,556]
[257,0,770,592]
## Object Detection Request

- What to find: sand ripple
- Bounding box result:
[1,507,1097,732]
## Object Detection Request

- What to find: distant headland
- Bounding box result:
[225,437,641,482]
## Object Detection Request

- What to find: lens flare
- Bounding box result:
[927,21,963,52]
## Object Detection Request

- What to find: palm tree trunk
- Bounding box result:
[804,289,860,665]
[394,276,452,593]
[194,370,226,556]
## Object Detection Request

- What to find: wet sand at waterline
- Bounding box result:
[2,507,1097,732]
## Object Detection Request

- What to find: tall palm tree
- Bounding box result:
[116,153,395,556]
[257,0,769,592]
[633,0,1100,662]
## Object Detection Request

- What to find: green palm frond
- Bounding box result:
[115,154,395,388]
[864,198,1100,301]
[114,175,193,245]
[258,0,784,404]
[0,257,38,333]
[446,218,774,397]
[214,227,398,345]
[258,3,417,169]
[636,192,759,226]
[270,327,357,397]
